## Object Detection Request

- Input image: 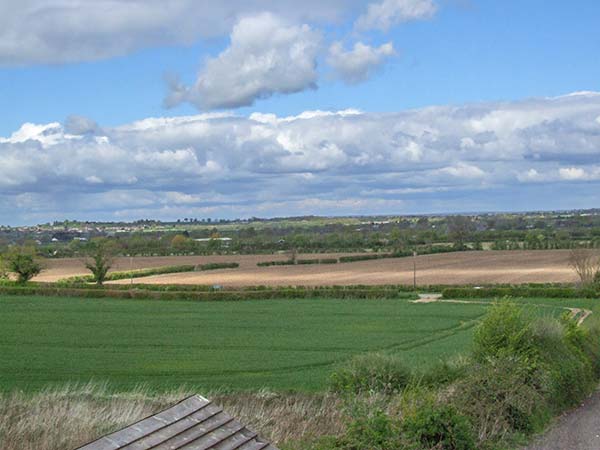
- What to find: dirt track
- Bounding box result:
[34,250,577,286]
[526,388,600,450]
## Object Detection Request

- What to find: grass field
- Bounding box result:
[0,295,497,393]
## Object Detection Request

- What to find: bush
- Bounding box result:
[330,353,412,395]
[402,402,475,450]
[452,355,548,442]
[339,254,387,263]
[415,357,470,388]
[198,262,239,271]
[472,302,535,362]
[442,286,600,299]
[340,407,399,450]
[257,260,296,267]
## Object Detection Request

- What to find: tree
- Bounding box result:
[0,255,8,280]
[171,234,189,253]
[6,246,43,284]
[568,249,600,286]
[447,216,475,250]
[84,241,116,285]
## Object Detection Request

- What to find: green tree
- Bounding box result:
[0,254,8,280]
[447,216,475,250]
[84,240,117,285]
[6,246,43,284]
[171,234,189,253]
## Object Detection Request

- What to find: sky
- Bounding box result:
[0,0,599,225]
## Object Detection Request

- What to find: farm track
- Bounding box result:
[36,250,578,286]
[413,295,594,326]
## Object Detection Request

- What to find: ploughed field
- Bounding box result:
[0,295,486,392]
[35,250,576,286]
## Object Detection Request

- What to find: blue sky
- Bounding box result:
[0,0,599,224]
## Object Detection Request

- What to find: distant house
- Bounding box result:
[77,394,278,450]
[194,237,232,248]
[193,237,232,242]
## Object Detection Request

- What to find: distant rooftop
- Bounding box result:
[77,395,278,450]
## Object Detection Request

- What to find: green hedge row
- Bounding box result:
[61,262,240,284]
[0,285,416,301]
[259,258,340,266]
[257,260,296,267]
[442,286,600,299]
[197,262,240,271]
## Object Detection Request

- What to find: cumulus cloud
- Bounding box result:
[355,0,437,31]
[0,0,371,66]
[328,41,395,84]
[64,115,100,135]
[167,13,322,110]
[1,92,600,223]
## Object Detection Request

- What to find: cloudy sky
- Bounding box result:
[1,1,599,225]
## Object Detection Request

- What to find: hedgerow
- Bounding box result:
[0,283,417,302]
[442,286,600,299]
[61,262,240,284]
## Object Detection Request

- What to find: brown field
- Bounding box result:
[34,250,577,286]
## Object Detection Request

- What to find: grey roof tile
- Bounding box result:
[76,395,278,450]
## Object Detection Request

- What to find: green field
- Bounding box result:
[0,295,581,393]
[0,295,485,392]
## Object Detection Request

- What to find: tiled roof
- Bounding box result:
[76,395,279,450]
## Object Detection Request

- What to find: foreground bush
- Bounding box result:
[330,353,412,395]
[401,402,475,450]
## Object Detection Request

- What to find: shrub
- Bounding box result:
[472,302,535,362]
[452,355,548,442]
[198,262,239,271]
[415,356,470,388]
[341,408,399,450]
[339,254,387,263]
[330,396,402,450]
[402,402,475,450]
[257,260,296,267]
[330,353,412,395]
[442,286,600,299]
[319,258,338,264]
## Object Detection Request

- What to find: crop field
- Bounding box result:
[35,250,577,286]
[0,294,491,393]
[0,294,579,394]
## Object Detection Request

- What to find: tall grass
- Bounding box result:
[0,383,344,450]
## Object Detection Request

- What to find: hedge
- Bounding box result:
[442,286,600,299]
[198,262,240,271]
[61,262,240,284]
[0,284,417,302]
[257,260,296,267]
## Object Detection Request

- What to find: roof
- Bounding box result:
[76,395,279,450]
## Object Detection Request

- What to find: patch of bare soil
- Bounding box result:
[99,250,577,287]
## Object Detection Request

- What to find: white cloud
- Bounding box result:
[167,13,322,110]
[355,0,437,31]
[328,41,395,84]
[0,0,369,66]
[1,92,600,223]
